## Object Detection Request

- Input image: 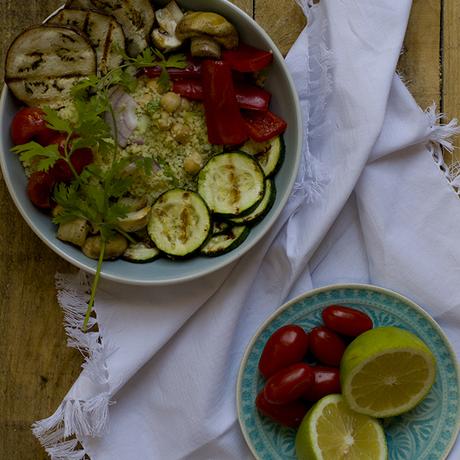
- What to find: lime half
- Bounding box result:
[295,394,387,460]
[341,326,436,418]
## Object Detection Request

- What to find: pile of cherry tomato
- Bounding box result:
[255,305,373,428]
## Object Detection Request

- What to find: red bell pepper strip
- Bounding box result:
[172,79,271,111]
[142,59,202,80]
[223,43,274,73]
[201,60,248,145]
[242,110,287,142]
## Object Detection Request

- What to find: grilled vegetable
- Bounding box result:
[5,25,97,106]
[229,178,276,226]
[65,0,94,8]
[47,9,126,75]
[57,218,90,247]
[151,1,184,51]
[90,0,155,57]
[117,206,151,232]
[198,152,265,217]
[201,225,249,257]
[176,11,239,58]
[148,189,211,258]
[122,241,161,263]
[82,234,128,260]
[241,135,285,177]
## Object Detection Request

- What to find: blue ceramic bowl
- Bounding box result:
[0,0,302,285]
[237,284,460,460]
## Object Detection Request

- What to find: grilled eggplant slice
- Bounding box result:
[48,9,126,75]
[90,0,155,57]
[5,25,96,106]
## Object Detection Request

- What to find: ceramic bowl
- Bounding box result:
[0,0,302,285]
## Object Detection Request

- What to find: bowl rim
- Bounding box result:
[236,282,460,460]
[0,0,303,286]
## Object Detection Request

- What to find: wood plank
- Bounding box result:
[442,0,460,163]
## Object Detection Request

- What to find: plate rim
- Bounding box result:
[236,282,460,460]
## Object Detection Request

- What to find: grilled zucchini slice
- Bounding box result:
[122,241,161,263]
[90,0,155,56]
[201,225,249,257]
[198,152,265,218]
[48,9,126,75]
[229,178,276,226]
[148,189,211,258]
[241,135,285,177]
[5,25,96,106]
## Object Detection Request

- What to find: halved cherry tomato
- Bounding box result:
[303,366,341,402]
[309,326,346,366]
[10,107,57,146]
[263,363,314,405]
[322,305,373,337]
[258,324,309,379]
[255,391,310,428]
[223,43,273,72]
[242,110,287,142]
[27,171,55,209]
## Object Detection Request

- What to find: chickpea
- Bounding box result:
[172,123,191,144]
[157,111,172,130]
[180,98,191,112]
[183,151,202,175]
[160,92,181,113]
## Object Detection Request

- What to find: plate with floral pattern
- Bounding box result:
[237,284,460,459]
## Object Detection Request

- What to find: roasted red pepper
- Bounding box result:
[223,43,273,72]
[201,60,248,145]
[142,59,202,80]
[173,79,271,111]
[242,109,287,142]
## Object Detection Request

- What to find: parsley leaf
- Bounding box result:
[12,142,61,172]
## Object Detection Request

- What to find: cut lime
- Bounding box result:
[295,394,387,460]
[341,326,436,418]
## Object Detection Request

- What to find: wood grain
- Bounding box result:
[0,0,457,458]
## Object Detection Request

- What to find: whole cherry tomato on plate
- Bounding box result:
[10,107,57,146]
[258,325,309,379]
[309,326,346,366]
[263,363,314,405]
[255,391,310,428]
[322,305,373,337]
[303,366,341,402]
[27,171,55,209]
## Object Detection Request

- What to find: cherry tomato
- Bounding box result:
[309,326,346,366]
[27,171,55,209]
[263,363,314,405]
[255,391,310,428]
[322,305,373,337]
[10,107,56,146]
[258,325,309,379]
[71,147,93,174]
[303,366,341,402]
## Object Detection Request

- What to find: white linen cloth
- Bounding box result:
[33,0,460,458]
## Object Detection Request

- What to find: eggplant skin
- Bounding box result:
[5,25,97,106]
[48,9,126,75]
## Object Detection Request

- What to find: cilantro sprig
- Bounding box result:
[15,46,187,331]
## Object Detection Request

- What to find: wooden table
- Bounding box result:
[0,1,458,458]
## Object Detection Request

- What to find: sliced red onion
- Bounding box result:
[105,86,139,148]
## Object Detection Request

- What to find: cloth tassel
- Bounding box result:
[32,272,112,460]
[426,103,460,196]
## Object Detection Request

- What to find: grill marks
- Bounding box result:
[5,25,97,105]
[48,9,125,75]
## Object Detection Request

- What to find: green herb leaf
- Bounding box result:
[12,141,61,171]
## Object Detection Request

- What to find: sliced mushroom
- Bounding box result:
[82,234,128,260]
[57,218,90,247]
[151,1,184,51]
[176,12,239,59]
[117,207,151,232]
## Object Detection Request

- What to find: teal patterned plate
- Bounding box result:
[237,284,460,460]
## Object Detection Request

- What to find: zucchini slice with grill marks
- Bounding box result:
[198,152,265,218]
[148,189,211,258]
[241,135,285,177]
[122,241,161,263]
[201,225,249,257]
[229,178,276,226]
